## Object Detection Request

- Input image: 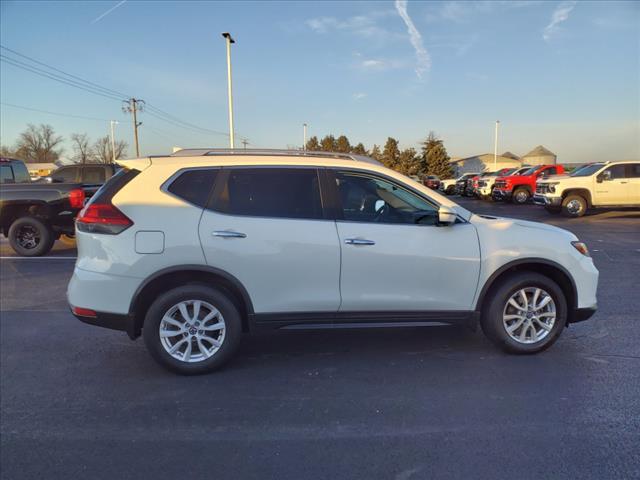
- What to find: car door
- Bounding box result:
[198,166,341,315]
[329,169,481,312]
[625,163,640,205]
[594,164,627,205]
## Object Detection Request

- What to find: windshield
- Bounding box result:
[570,163,605,177]
[520,167,538,176]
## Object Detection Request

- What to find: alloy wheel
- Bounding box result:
[16,225,40,250]
[159,300,226,363]
[502,287,556,344]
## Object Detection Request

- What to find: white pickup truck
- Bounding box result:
[534,160,640,217]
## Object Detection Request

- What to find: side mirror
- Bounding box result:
[602,170,612,181]
[438,205,457,226]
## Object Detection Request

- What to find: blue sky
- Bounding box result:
[1,0,638,163]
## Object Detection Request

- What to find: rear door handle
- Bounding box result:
[212,230,247,238]
[344,238,375,246]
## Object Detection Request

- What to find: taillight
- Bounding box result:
[69,188,85,209]
[76,202,133,235]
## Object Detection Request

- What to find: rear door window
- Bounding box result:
[51,166,79,183]
[167,168,218,207]
[212,168,323,220]
[627,164,640,178]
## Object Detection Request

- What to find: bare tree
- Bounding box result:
[70,133,94,164]
[93,135,128,163]
[14,124,64,163]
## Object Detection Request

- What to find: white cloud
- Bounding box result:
[394,0,431,79]
[306,11,396,38]
[361,59,385,69]
[353,92,367,100]
[543,1,577,41]
[426,1,542,23]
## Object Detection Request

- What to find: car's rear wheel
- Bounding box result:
[561,194,587,218]
[445,185,455,195]
[8,217,55,257]
[480,272,567,354]
[143,285,242,374]
[512,188,530,204]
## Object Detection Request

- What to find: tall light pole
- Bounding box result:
[494,120,500,169]
[222,32,236,149]
[303,123,308,150]
[110,120,118,163]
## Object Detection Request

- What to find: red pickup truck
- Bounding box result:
[492,164,565,204]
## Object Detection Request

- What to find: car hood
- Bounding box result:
[469,214,576,240]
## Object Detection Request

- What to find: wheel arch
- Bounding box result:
[129,265,254,338]
[475,258,577,322]
[562,188,592,207]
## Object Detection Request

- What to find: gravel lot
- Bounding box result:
[1,198,639,480]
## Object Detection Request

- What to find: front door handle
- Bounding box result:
[212,230,247,238]
[344,238,375,246]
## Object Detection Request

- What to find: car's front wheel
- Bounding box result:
[143,285,242,374]
[512,188,530,204]
[561,194,587,218]
[480,272,567,354]
[445,185,455,195]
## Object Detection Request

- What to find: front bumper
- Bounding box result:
[492,188,512,201]
[533,194,562,206]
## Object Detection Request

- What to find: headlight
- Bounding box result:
[547,182,559,194]
[571,241,590,257]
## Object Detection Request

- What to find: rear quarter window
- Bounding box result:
[166,169,218,207]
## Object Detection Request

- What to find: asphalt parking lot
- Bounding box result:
[1,198,639,480]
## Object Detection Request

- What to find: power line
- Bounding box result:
[0,45,131,99]
[0,101,130,123]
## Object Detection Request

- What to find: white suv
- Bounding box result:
[534,160,640,217]
[68,150,599,374]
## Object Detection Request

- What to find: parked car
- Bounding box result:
[0,157,31,184]
[463,174,483,197]
[439,175,469,195]
[44,163,120,198]
[476,167,528,200]
[453,173,481,196]
[0,180,85,256]
[423,175,440,189]
[493,164,565,204]
[534,160,640,217]
[68,149,598,374]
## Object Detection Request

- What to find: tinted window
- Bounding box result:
[603,165,626,180]
[12,162,30,183]
[1,165,14,183]
[51,167,79,183]
[214,168,323,219]
[82,166,106,184]
[627,164,640,178]
[168,169,218,207]
[336,171,437,225]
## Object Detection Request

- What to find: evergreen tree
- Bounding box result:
[381,137,400,170]
[351,143,367,155]
[320,135,337,152]
[370,144,382,161]
[421,132,453,179]
[397,148,420,176]
[306,136,321,151]
[335,135,351,153]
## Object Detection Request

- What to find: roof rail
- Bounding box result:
[169,148,382,166]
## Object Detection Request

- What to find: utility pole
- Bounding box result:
[241,139,249,149]
[110,120,118,163]
[123,98,144,157]
[494,120,500,169]
[303,123,308,150]
[222,32,236,149]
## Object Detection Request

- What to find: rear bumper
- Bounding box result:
[533,194,562,206]
[71,308,137,339]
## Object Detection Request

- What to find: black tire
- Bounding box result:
[544,206,561,214]
[143,284,243,375]
[446,185,455,195]
[480,272,567,354]
[8,217,55,257]
[512,187,530,204]
[561,194,587,218]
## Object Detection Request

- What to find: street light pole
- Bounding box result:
[494,120,500,169]
[110,120,118,163]
[222,32,236,149]
[303,123,307,150]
